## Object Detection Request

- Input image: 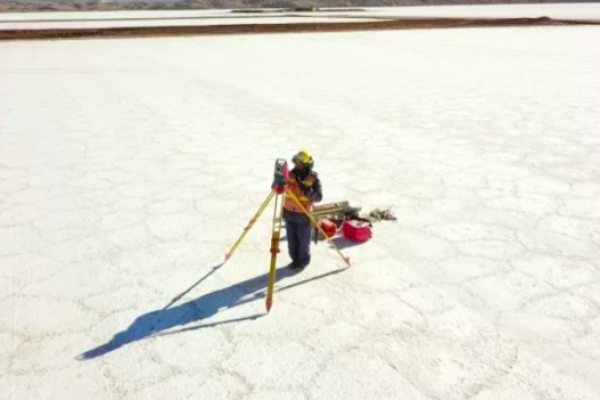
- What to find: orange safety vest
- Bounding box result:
[284,172,316,213]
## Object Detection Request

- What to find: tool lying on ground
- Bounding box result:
[223,159,351,313]
[304,201,373,244]
[276,200,368,244]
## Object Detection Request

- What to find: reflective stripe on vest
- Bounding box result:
[284,174,315,213]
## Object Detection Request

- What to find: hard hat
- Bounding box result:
[292,150,314,170]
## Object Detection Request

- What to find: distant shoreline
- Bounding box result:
[2,16,598,41]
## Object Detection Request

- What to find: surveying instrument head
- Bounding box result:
[272,159,289,194]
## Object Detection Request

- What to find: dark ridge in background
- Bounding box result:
[1,0,599,13]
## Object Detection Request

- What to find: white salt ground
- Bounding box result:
[1,23,600,400]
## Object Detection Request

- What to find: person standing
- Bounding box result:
[283,150,322,270]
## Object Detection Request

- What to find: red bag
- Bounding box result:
[342,220,372,243]
[320,219,337,238]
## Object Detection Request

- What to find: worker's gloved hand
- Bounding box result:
[298,181,316,199]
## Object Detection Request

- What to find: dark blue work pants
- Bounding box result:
[283,209,312,265]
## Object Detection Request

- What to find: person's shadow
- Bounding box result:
[78,264,345,360]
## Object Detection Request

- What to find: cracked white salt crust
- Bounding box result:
[1,23,600,400]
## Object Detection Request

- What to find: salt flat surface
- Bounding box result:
[371,3,600,20]
[1,3,599,21]
[0,3,599,30]
[1,26,600,399]
[0,15,388,30]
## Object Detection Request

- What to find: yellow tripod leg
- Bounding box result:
[266,190,286,312]
[286,189,351,267]
[224,190,275,262]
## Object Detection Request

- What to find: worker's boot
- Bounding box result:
[292,255,310,270]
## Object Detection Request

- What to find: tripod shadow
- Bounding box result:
[161,263,224,311]
[313,236,364,250]
[78,265,345,360]
[330,236,365,250]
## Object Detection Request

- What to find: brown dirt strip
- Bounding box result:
[0,17,598,41]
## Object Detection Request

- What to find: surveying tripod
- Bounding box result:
[223,159,351,312]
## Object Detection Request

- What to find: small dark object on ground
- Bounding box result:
[368,207,397,222]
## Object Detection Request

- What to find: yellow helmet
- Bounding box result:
[292,150,314,170]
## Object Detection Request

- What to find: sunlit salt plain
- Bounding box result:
[1,24,600,400]
[0,14,390,30]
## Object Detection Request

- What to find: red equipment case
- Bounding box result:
[342,220,372,243]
